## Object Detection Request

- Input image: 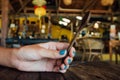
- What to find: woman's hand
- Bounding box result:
[11,42,76,73]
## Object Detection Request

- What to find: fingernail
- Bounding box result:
[64,65,67,69]
[59,65,67,70]
[59,50,67,55]
[68,59,72,64]
[73,51,76,56]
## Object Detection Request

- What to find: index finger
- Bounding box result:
[38,42,69,50]
[39,42,76,56]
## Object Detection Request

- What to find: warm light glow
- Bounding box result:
[91,32,94,35]
[59,21,68,26]
[76,16,82,20]
[62,18,71,23]
[32,0,46,6]
[113,17,117,21]
[94,22,99,29]
[34,7,46,16]
[110,25,116,29]
[63,0,72,6]
[10,23,15,28]
[41,29,45,33]
[42,25,46,29]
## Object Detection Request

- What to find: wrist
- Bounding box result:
[0,47,14,68]
[10,48,19,68]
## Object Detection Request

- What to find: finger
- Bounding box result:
[54,42,69,50]
[15,61,47,71]
[64,56,73,65]
[39,42,69,50]
[60,64,69,70]
[56,59,62,66]
[38,48,67,59]
[53,64,69,73]
[38,42,76,58]
[53,65,60,72]
[59,64,70,73]
[69,47,76,57]
[47,42,76,57]
[59,69,67,73]
[16,60,56,72]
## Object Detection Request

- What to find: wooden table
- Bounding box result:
[109,40,120,62]
[0,62,120,80]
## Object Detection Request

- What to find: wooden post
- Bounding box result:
[1,0,9,47]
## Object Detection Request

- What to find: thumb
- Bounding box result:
[39,48,67,59]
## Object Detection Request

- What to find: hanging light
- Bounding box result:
[34,7,46,16]
[41,29,45,33]
[32,0,47,6]
[59,21,68,26]
[101,0,114,6]
[63,0,72,6]
[76,16,83,20]
[94,22,99,29]
[42,24,46,29]
[62,18,71,23]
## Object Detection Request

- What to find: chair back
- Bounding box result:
[82,38,104,50]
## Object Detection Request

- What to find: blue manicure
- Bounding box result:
[68,59,72,64]
[73,51,76,56]
[59,50,66,55]
[64,65,67,69]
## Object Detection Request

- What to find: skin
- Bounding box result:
[0,42,75,73]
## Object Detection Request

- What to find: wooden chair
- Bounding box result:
[113,45,120,64]
[109,40,120,63]
[81,38,104,62]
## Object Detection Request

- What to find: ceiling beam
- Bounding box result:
[19,0,23,6]
[82,0,98,12]
[24,7,120,15]
[9,2,15,13]
[16,0,31,14]
[58,7,112,14]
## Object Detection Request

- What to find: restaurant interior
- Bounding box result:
[0,0,120,80]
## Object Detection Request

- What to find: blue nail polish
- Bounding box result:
[73,51,76,56]
[68,59,71,64]
[59,50,66,55]
[64,65,67,69]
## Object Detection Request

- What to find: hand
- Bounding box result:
[11,42,76,73]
